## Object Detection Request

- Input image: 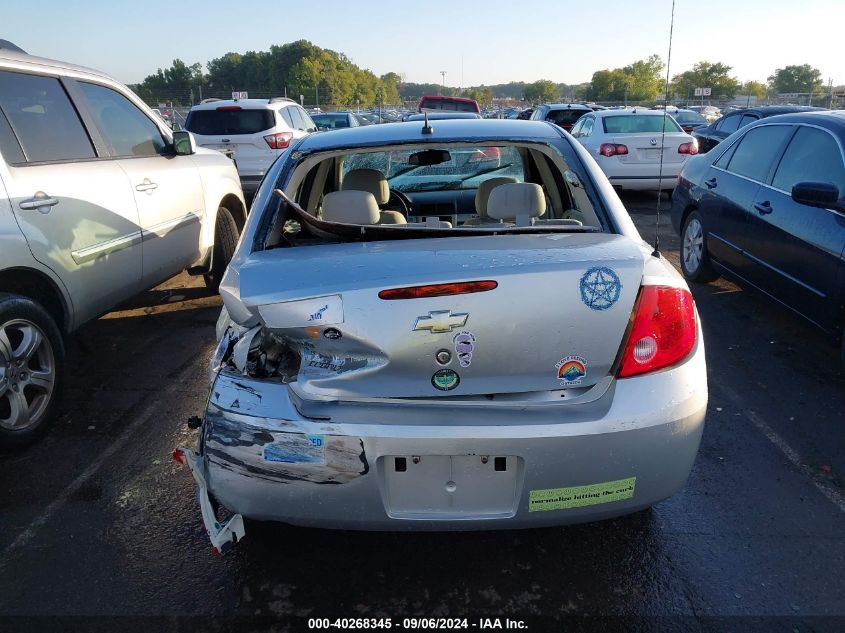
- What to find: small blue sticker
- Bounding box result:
[263,434,326,464]
[579,267,622,311]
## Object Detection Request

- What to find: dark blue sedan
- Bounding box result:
[671,111,845,363]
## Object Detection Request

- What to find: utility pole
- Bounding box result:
[829,78,834,109]
[316,84,319,110]
[440,71,447,95]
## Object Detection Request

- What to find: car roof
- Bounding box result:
[418,95,478,104]
[724,105,824,117]
[590,108,674,117]
[749,110,845,133]
[189,98,297,111]
[541,103,592,110]
[296,119,564,152]
[0,48,115,83]
[405,112,482,121]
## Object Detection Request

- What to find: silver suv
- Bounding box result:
[0,45,246,447]
[185,98,318,194]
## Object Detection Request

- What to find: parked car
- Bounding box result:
[417,95,481,114]
[174,118,707,551]
[516,107,534,120]
[529,103,592,132]
[404,112,482,121]
[0,46,246,447]
[184,98,318,195]
[672,111,845,366]
[570,109,697,193]
[692,106,823,153]
[672,109,709,133]
[311,111,367,130]
[687,105,721,124]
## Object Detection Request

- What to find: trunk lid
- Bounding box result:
[613,132,689,164]
[232,233,647,400]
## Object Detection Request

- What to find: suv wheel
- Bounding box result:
[204,207,240,293]
[680,210,719,283]
[0,294,64,449]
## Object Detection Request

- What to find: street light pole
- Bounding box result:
[440,71,447,95]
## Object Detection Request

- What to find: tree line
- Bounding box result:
[132,40,833,108]
[133,40,401,107]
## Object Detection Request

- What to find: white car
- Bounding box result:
[185,98,318,195]
[0,44,246,447]
[570,109,698,193]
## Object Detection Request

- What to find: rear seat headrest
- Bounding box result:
[474,176,519,217]
[341,168,390,205]
[487,183,547,221]
[321,190,380,225]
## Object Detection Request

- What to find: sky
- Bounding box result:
[4,0,843,88]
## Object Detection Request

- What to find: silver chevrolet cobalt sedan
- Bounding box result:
[175,118,707,552]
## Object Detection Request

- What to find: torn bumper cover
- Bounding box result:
[173,447,245,553]
[184,340,706,533]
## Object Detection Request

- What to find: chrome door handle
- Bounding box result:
[135,179,158,192]
[19,192,60,211]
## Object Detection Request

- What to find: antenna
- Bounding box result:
[422,110,433,135]
[652,0,676,259]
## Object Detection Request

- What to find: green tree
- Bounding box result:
[671,61,740,100]
[583,56,663,102]
[524,79,559,103]
[741,80,768,99]
[136,58,207,105]
[767,64,823,95]
[464,87,494,106]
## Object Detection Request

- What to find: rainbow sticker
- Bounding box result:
[556,356,587,385]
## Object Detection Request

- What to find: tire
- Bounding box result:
[0,293,64,449]
[680,210,719,283]
[204,206,240,293]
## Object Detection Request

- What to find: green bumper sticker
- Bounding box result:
[529,477,636,512]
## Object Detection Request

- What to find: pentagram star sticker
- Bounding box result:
[580,267,622,311]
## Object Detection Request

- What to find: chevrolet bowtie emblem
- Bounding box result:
[413,310,468,333]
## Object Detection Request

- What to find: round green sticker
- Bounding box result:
[431,369,460,391]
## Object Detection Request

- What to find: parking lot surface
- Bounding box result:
[1,192,843,630]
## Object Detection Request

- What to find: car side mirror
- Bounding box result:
[791,181,844,212]
[172,130,196,156]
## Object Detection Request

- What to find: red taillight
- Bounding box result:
[469,147,501,162]
[618,286,697,378]
[264,131,293,149]
[599,143,629,157]
[216,105,242,111]
[678,141,699,155]
[378,280,498,300]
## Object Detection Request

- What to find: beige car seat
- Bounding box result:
[341,168,407,224]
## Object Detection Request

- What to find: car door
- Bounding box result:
[0,69,142,326]
[704,113,743,153]
[74,80,205,288]
[699,124,794,276]
[743,124,845,329]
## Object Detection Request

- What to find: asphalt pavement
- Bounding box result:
[1,192,843,632]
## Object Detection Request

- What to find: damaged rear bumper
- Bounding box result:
[190,343,707,531]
